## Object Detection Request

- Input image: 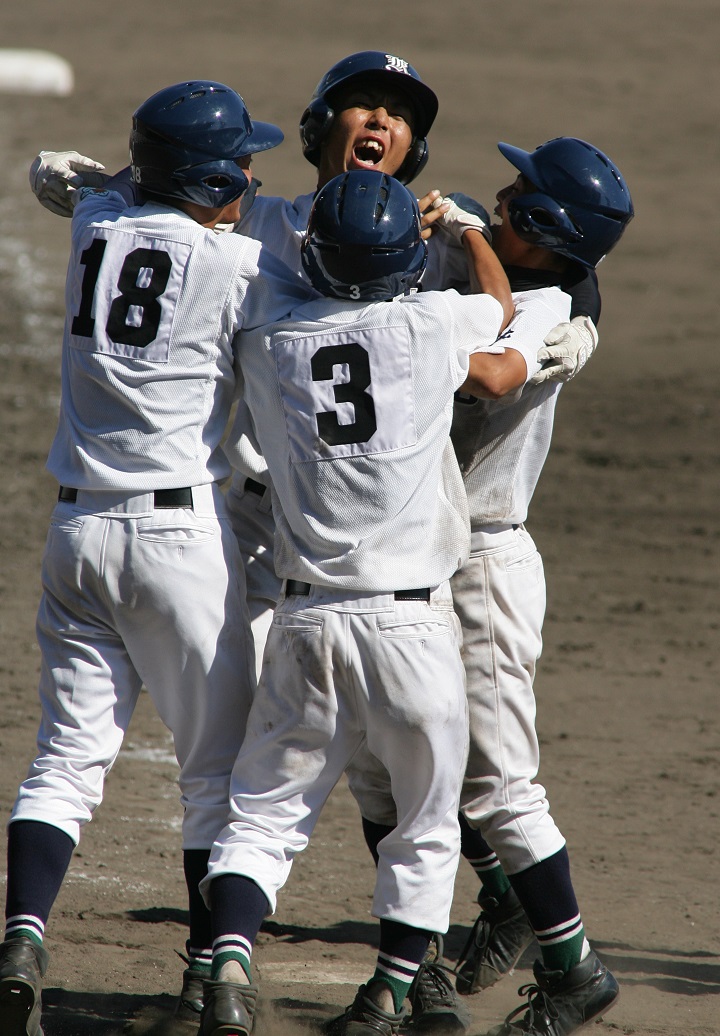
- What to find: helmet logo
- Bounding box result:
[384,54,410,75]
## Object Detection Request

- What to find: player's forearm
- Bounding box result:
[462,230,514,330]
[459,349,527,400]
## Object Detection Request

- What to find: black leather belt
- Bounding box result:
[285,579,430,602]
[244,478,266,496]
[58,486,194,509]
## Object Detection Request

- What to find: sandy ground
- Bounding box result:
[0,2,718,1034]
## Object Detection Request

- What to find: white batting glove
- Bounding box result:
[432,191,492,244]
[29,150,110,217]
[529,315,599,385]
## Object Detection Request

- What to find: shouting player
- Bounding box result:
[0,81,311,1036]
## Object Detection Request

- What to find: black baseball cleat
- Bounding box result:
[0,935,49,1036]
[198,978,258,1036]
[482,950,619,1035]
[455,887,535,995]
[405,934,471,1034]
[324,982,407,1036]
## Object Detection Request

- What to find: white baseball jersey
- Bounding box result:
[223,192,315,485]
[236,191,314,275]
[234,290,504,590]
[48,188,311,491]
[450,285,572,532]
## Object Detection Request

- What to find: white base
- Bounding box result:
[0,49,73,96]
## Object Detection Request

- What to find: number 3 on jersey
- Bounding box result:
[276,326,418,463]
[69,230,187,360]
[311,343,377,446]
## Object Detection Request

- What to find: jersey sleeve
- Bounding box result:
[71,187,128,241]
[561,263,601,324]
[232,241,317,331]
[435,290,505,389]
[493,287,573,383]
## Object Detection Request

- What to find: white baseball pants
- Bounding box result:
[11,484,256,848]
[453,524,566,872]
[203,582,468,934]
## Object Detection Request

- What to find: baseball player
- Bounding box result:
[455,140,632,1036]
[352,139,634,1036]
[26,52,603,1032]
[0,80,312,1036]
[192,168,523,1036]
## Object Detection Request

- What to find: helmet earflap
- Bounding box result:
[507,192,584,250]
[396,137,428,185]
[299,99,334,158]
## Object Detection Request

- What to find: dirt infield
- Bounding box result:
[0,2,718,1034]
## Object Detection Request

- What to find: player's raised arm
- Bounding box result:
[29,149,110,216]
[431,195,514,329]
[426,194,520,399]
[461,229,514,328]
[461,346,527,400]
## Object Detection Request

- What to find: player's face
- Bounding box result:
[491,173,538,265]
[317,83,415,186]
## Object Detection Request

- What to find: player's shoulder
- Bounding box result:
[72,186,128,224]
[407,285,483,316]
[239,191,314,234]
[511,284,572,320]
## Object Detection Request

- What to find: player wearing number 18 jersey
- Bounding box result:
[0,80,312,1036]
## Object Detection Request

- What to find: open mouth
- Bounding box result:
[352,138,385,168]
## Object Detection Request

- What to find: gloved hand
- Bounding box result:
[529,315,599,385]
[28,150,110,217]
[432,191,492,244]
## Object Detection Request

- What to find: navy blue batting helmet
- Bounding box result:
[301,170,428,300]
[498,137,634,268]
[299,51,438,185]
[130,80,284,207]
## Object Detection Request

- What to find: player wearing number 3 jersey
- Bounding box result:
[0,81,311,1036]
[189,170,518,1036]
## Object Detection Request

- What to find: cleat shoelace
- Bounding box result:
[415,959,458,1007]
[500,981,561,1032]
